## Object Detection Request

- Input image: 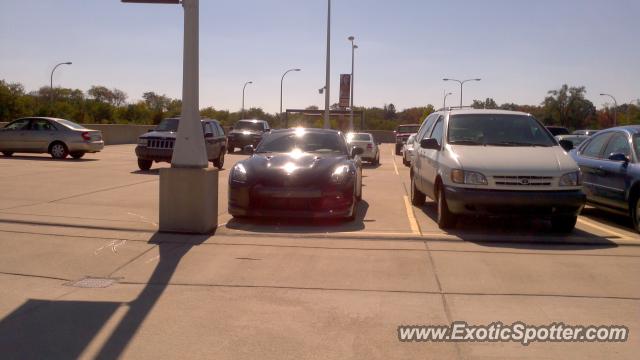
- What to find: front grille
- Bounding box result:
[148,139,175,149]
[494,176,553,186]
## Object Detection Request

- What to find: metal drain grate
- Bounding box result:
[66,277,118,288]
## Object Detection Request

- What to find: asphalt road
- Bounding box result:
[0,144,639,359]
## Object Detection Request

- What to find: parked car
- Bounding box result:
[410,109,585,232]
[572,129,599,136]
[395,124,420,155]
[346,132,379,164]
[228,128,363,221]
[227,119,271,153]
[135,117,226,171]
[555,134,589,148]
[402,134,416,166]
[570,126,640,232]
[546,126,570,136]
[0,117,103,159]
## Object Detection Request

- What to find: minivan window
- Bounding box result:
[430,117,444,145]
[448,114,555,146]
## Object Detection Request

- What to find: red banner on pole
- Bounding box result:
[339,74,351,109]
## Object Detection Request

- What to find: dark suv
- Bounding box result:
[227,119,270,153]
[135,117,227,171]
[395,124,420,155]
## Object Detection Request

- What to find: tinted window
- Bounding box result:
[236,121,265,132]
[448,114,555,146]
[55,119,86,130]
[351,134,371,141]
[417,114,438,140]
[397,125,420,134]
[204,123,215,136]
[30,119,57,131]
[430,117,444,145]
[156,118,179,132]
[215,123,225,136]
[256,131,347,154]
[4,119,30,130]
[603,133,631,158]
[582,133,613,158]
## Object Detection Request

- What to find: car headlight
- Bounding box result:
[559,171,581,186]
[138,138,148,146]
[330,165,352,184]
[231,163,248,183]
[451,169,488,185]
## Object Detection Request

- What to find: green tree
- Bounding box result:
[542,84,596,129]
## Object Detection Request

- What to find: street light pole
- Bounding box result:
[348,36,357,131]
[242,81,253,120]
[280,68,301,118]
[50,62,72,101]
[324,0,331,129]
[443,91,453,109]
[443,78,481,107]
[600,93,618,127]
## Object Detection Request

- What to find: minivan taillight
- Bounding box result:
[81,132,91,141]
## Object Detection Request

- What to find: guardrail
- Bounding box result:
[0,122,398,145]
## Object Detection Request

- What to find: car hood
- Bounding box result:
[449,145,579,175]
[242,152,350,186]
[139,131,176,139]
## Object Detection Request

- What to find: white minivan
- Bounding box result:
[410,109,586,232]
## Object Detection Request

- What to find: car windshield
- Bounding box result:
[256,130,347,154]
[448,114,556,147]
[235,121,264,132]
[349,134,371,141]
[397,125,419,133]
[156,118,179,132]
[55,119,86,130]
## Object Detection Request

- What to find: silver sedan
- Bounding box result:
[0,117,104,159]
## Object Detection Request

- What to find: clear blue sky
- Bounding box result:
[1,0,638,113]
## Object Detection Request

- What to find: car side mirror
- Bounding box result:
[420,138,440,150]
[608,153,630,163]
[351,146,364,158]
[205,132,214,138]
[265,128,271,132]
[559,139,574,152]
[243,145,254,154]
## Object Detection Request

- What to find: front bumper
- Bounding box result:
[444,186,586,216]
[68,141,104,153]
[228,182,355,219]
[135,146,173,162]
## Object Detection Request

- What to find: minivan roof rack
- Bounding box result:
[436,106,475,111]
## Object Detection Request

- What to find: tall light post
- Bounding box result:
[443,91,453,109]
[324,0,331,129]
[280,68,301,117]
[242,81,253,120]
[600,93,618,127]
[348,36,358,131]
[443,78,481,107]
[50,62,72,101]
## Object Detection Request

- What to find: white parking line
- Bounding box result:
[391,148,399,175]
[577,217,631,240]
[403,196,422,235]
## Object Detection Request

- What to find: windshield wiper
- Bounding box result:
[449,139,483,145]
[486,141,549,147]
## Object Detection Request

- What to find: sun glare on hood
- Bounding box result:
[283,162,298,174]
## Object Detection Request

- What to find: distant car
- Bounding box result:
[0,117,104,159]
[135,117,226,171]
[411,109,585,232]
[228,128,363,221]
[227,119,271,153]
[402,134,417,166]
[555,134,589,148]
[572,129,599,136]
[546,126,570,136]
[395,124,420,155]
[346,132,379,164]
[570,126,640,232]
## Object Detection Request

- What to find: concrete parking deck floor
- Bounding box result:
[0,145,639,359]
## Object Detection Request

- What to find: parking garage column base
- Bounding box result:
[159,167,218,234]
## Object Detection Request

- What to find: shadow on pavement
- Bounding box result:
[225,200,369,234]
[416,202,619,249]
[130,169,160,176]
[581,206,635,232]
[0,232,209,360]
[1,155,98,162]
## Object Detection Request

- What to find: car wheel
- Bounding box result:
[551,215,577,233]
[70,152,85,159]
[402,154,409,166]
[632,196,640,233]
[395,144,402,155]
[138,159,152,171]
[228,146,234,154]
[373,152,380,165]
[2,152,13,157]
[437,185,457,229]
[49,142,68,159]
[410,174,426,206]
[214,149,225,169]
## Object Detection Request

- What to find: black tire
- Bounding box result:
[70,152,85,159]
[49,142,68,159]
[402,155,409,167]
[395,144,402,155]
[213,149,225,169]
[138,159,152,171]
[410,174,426,206]
[2,152,13,157]
[372,152,380,165]
[632,196,640,233]
[437,185,457,229]
[228,146,234,154]
[551,215,577,233]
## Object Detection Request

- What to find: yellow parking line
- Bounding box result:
[403,196,422,235]
[577,217,631,239]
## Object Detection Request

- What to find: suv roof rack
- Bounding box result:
[436,106,475,112]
